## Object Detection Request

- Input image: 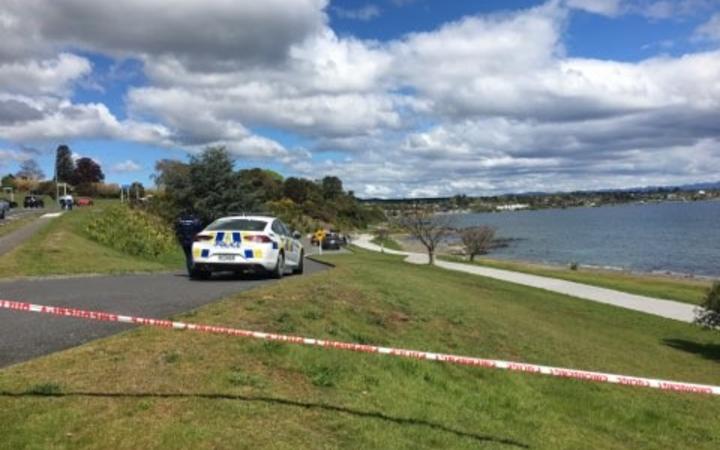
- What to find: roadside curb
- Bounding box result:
[0,270,180,284]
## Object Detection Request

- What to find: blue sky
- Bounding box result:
[1,0,720,196]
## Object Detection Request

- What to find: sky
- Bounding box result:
[1,0,720,197]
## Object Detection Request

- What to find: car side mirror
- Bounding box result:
[292,231,302,240]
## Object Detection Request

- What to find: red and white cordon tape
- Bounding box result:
[2,299,719,396]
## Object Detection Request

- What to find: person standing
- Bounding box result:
[175,211,204,275]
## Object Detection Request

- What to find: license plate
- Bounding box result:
[218,254,235,262]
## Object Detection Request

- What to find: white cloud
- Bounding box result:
[0,0,329,68]
[0,53,91,97]
[128,29,399,140]
[695,13,720,42]
[0,149,32,169]
[2,0,720,196]
[112,160,142,172]
[333,4,381,21]
[566,0,622,16]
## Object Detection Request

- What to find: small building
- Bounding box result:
[496,203,529,211]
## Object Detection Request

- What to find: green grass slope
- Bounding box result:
[0,205,183,278]
[1,249,718,449]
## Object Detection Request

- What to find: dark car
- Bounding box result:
[0,199,8,219]
[321,232,343,250]
[23,195,45,209]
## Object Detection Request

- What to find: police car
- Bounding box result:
[190,215,304,280]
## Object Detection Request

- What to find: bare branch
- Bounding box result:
[459,226,495,261]
[395,207,451,264]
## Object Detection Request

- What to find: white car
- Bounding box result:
[190,215,304,279]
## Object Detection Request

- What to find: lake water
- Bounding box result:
[446,200,720,277]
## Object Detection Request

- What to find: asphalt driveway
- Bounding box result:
[0,259,328,368]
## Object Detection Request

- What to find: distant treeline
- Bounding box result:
[361,186,720,213]
[148,146,383,231]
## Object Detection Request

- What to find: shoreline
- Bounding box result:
[433,197,720,216]
[391,233,717,283]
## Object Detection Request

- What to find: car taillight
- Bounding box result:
[193,234,212,242]
[244,234,271,243]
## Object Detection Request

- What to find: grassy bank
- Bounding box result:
[0,204,183,278]
[441,255,711,305]
[370,235,404,251]
[1,249,718,448]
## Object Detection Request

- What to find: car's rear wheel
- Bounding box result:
[271,253,285,279]
[189,266,211,280]
[293,250,304,275]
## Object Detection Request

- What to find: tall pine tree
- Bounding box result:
[55,145,75,183]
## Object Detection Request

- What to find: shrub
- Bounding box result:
[73,182,121,198]
[695,281,720,329]
[85,205,177,259]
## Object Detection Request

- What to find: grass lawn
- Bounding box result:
[0,205,183,278]
[370,235,404,251]
[1,249,719,449]
[441,255,712,305]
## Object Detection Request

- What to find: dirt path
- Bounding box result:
[354,234,697,323]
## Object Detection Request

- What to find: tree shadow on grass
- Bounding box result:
[663,338,720,363]
[0,390,529,448]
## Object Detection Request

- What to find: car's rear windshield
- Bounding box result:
[205,219,267,231]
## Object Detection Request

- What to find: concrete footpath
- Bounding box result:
[353,234,698,323]
[0,212,59,257]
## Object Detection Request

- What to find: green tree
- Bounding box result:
[72,157,105,184]
[129,182,146,199]
[238,168,283,203]
[55,145,75,183]
[321,176,343,200]
[283,177,312,204]
[151,159,191,221]
[187,147,262,223]
[1,174,16,188]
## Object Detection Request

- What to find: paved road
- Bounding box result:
[353,234,698,323]
[0,260,328,368]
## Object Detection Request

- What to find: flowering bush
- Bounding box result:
[695,281,720,329]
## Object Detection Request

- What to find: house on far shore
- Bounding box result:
[496,203,530,211]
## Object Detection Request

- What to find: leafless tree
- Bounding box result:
[373,226,390,253]
[396,207,450,264]
[459,226,495,261]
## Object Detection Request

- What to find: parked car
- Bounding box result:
[23,195,44,208]
[321,232,344,250]
[76,197,94,207]
[190,215,304,280]
[0,199,9,219]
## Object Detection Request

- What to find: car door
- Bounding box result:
[280,221,300,266]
